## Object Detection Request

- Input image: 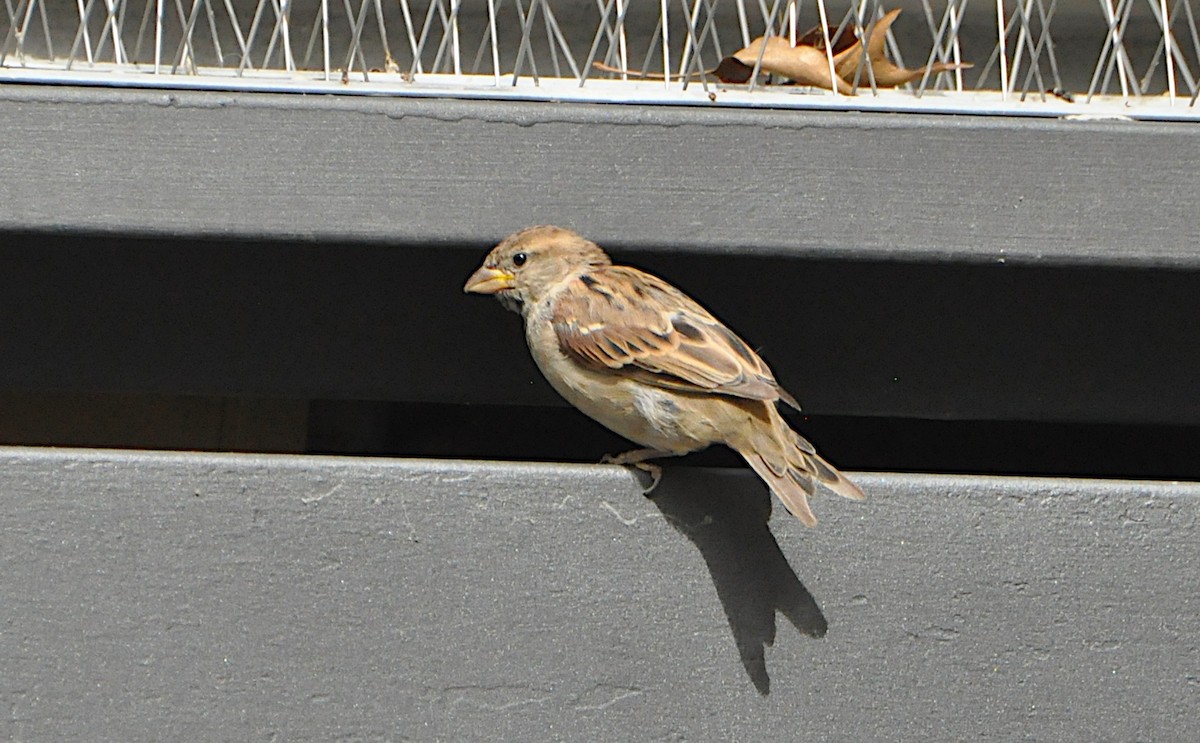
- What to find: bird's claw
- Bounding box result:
[634,461,663,495]
[600,453,663,496]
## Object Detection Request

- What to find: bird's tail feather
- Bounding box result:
[732,405,864,527]
[742,451,819,526]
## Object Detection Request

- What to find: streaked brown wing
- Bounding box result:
[550,265,800,409]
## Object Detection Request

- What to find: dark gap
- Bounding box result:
[3,230,1198,482]
[306,400,1200,482]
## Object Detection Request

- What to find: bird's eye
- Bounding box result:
[512,252,528,267]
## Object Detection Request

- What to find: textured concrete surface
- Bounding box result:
[2,447,1197,740]
[1,85,1198,268]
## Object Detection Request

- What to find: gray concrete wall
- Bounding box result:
[2,447,1197,740]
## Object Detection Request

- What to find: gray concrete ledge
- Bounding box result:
[1,85,1198,267]
[2,446,1197,740]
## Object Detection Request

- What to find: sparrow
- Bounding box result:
[464,226,864,526]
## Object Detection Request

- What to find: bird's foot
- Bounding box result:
[632,461,663,495]
[601,449,668,496]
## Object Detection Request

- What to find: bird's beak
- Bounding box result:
[463,265,515,295]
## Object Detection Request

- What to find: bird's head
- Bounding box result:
[463,225,611,314]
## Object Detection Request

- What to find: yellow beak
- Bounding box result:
[463,265,515,295]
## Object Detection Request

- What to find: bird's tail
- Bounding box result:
[730,403,864,527]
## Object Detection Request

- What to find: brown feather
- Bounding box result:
[744,452,818,527]
[728,402,864,526]
[552,266,799,409]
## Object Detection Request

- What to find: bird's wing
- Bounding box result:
[550,265,800,409]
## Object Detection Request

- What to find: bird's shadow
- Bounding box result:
[646,467,827,695]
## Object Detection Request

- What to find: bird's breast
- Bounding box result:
[522,303,710,455]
